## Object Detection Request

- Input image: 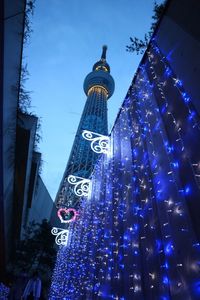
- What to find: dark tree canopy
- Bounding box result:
[12,220,56,286]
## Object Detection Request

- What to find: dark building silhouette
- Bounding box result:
[0,0,53,281]
[0,0,27,279]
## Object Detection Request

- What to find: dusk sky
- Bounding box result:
[25,0,163,199]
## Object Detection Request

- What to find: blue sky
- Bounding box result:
[25,0,163,199]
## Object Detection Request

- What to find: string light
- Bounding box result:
[50,41,200,299]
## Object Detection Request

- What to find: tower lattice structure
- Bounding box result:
[56,46,114,208]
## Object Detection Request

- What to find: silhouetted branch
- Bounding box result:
[126,1,166,54]
[24,0,36,45]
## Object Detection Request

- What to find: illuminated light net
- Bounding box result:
[50,41,200,299]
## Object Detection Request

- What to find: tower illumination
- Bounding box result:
[56,46,114,208]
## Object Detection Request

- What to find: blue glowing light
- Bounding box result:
[164,262,169,269]
[118,254,123,262]
[184,185,191,195]
[174,78,183,87]
[164,67,172,77]
[143,126,148,132]
[123,233,130,241]
[193,281,200,296]
[165,242,173,256]
[161,105,167,114]
[193,243,200,248]
[167,145,174,153]
[172,161,179,168]
[133,206,140,214]
[188,111,196,120]
[181,92,190,103]
[132,176,136,182]
[156,239,162,251]
[162,276,169,285]
[134,224,139,231]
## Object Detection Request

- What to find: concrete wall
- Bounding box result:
[28,176,53,224]
[14,113,37,240]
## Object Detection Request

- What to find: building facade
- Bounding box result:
[0,0,53,281]
[55,46,114,209]
[0,0,26,279]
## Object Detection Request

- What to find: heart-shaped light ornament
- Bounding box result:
[57,208,77,223]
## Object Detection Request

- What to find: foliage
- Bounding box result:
[18,0,35,114]
[34,117,42,151]
[18,64,32,114]
[24,0,36,44]
[126,1,166,54]
[12,220,56,285]
[18,0,42,153]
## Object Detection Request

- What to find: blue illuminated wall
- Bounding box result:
[50,0,200,298]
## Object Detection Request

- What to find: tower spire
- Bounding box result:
[101,45,107,60]
[92,45,111,73]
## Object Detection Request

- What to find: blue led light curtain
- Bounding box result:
[50,41,200,299]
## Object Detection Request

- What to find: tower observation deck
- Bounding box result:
[56,46,114,208]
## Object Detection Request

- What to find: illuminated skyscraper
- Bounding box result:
[56,46,114,208]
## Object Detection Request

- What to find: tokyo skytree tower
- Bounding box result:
[55,46,115,208]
